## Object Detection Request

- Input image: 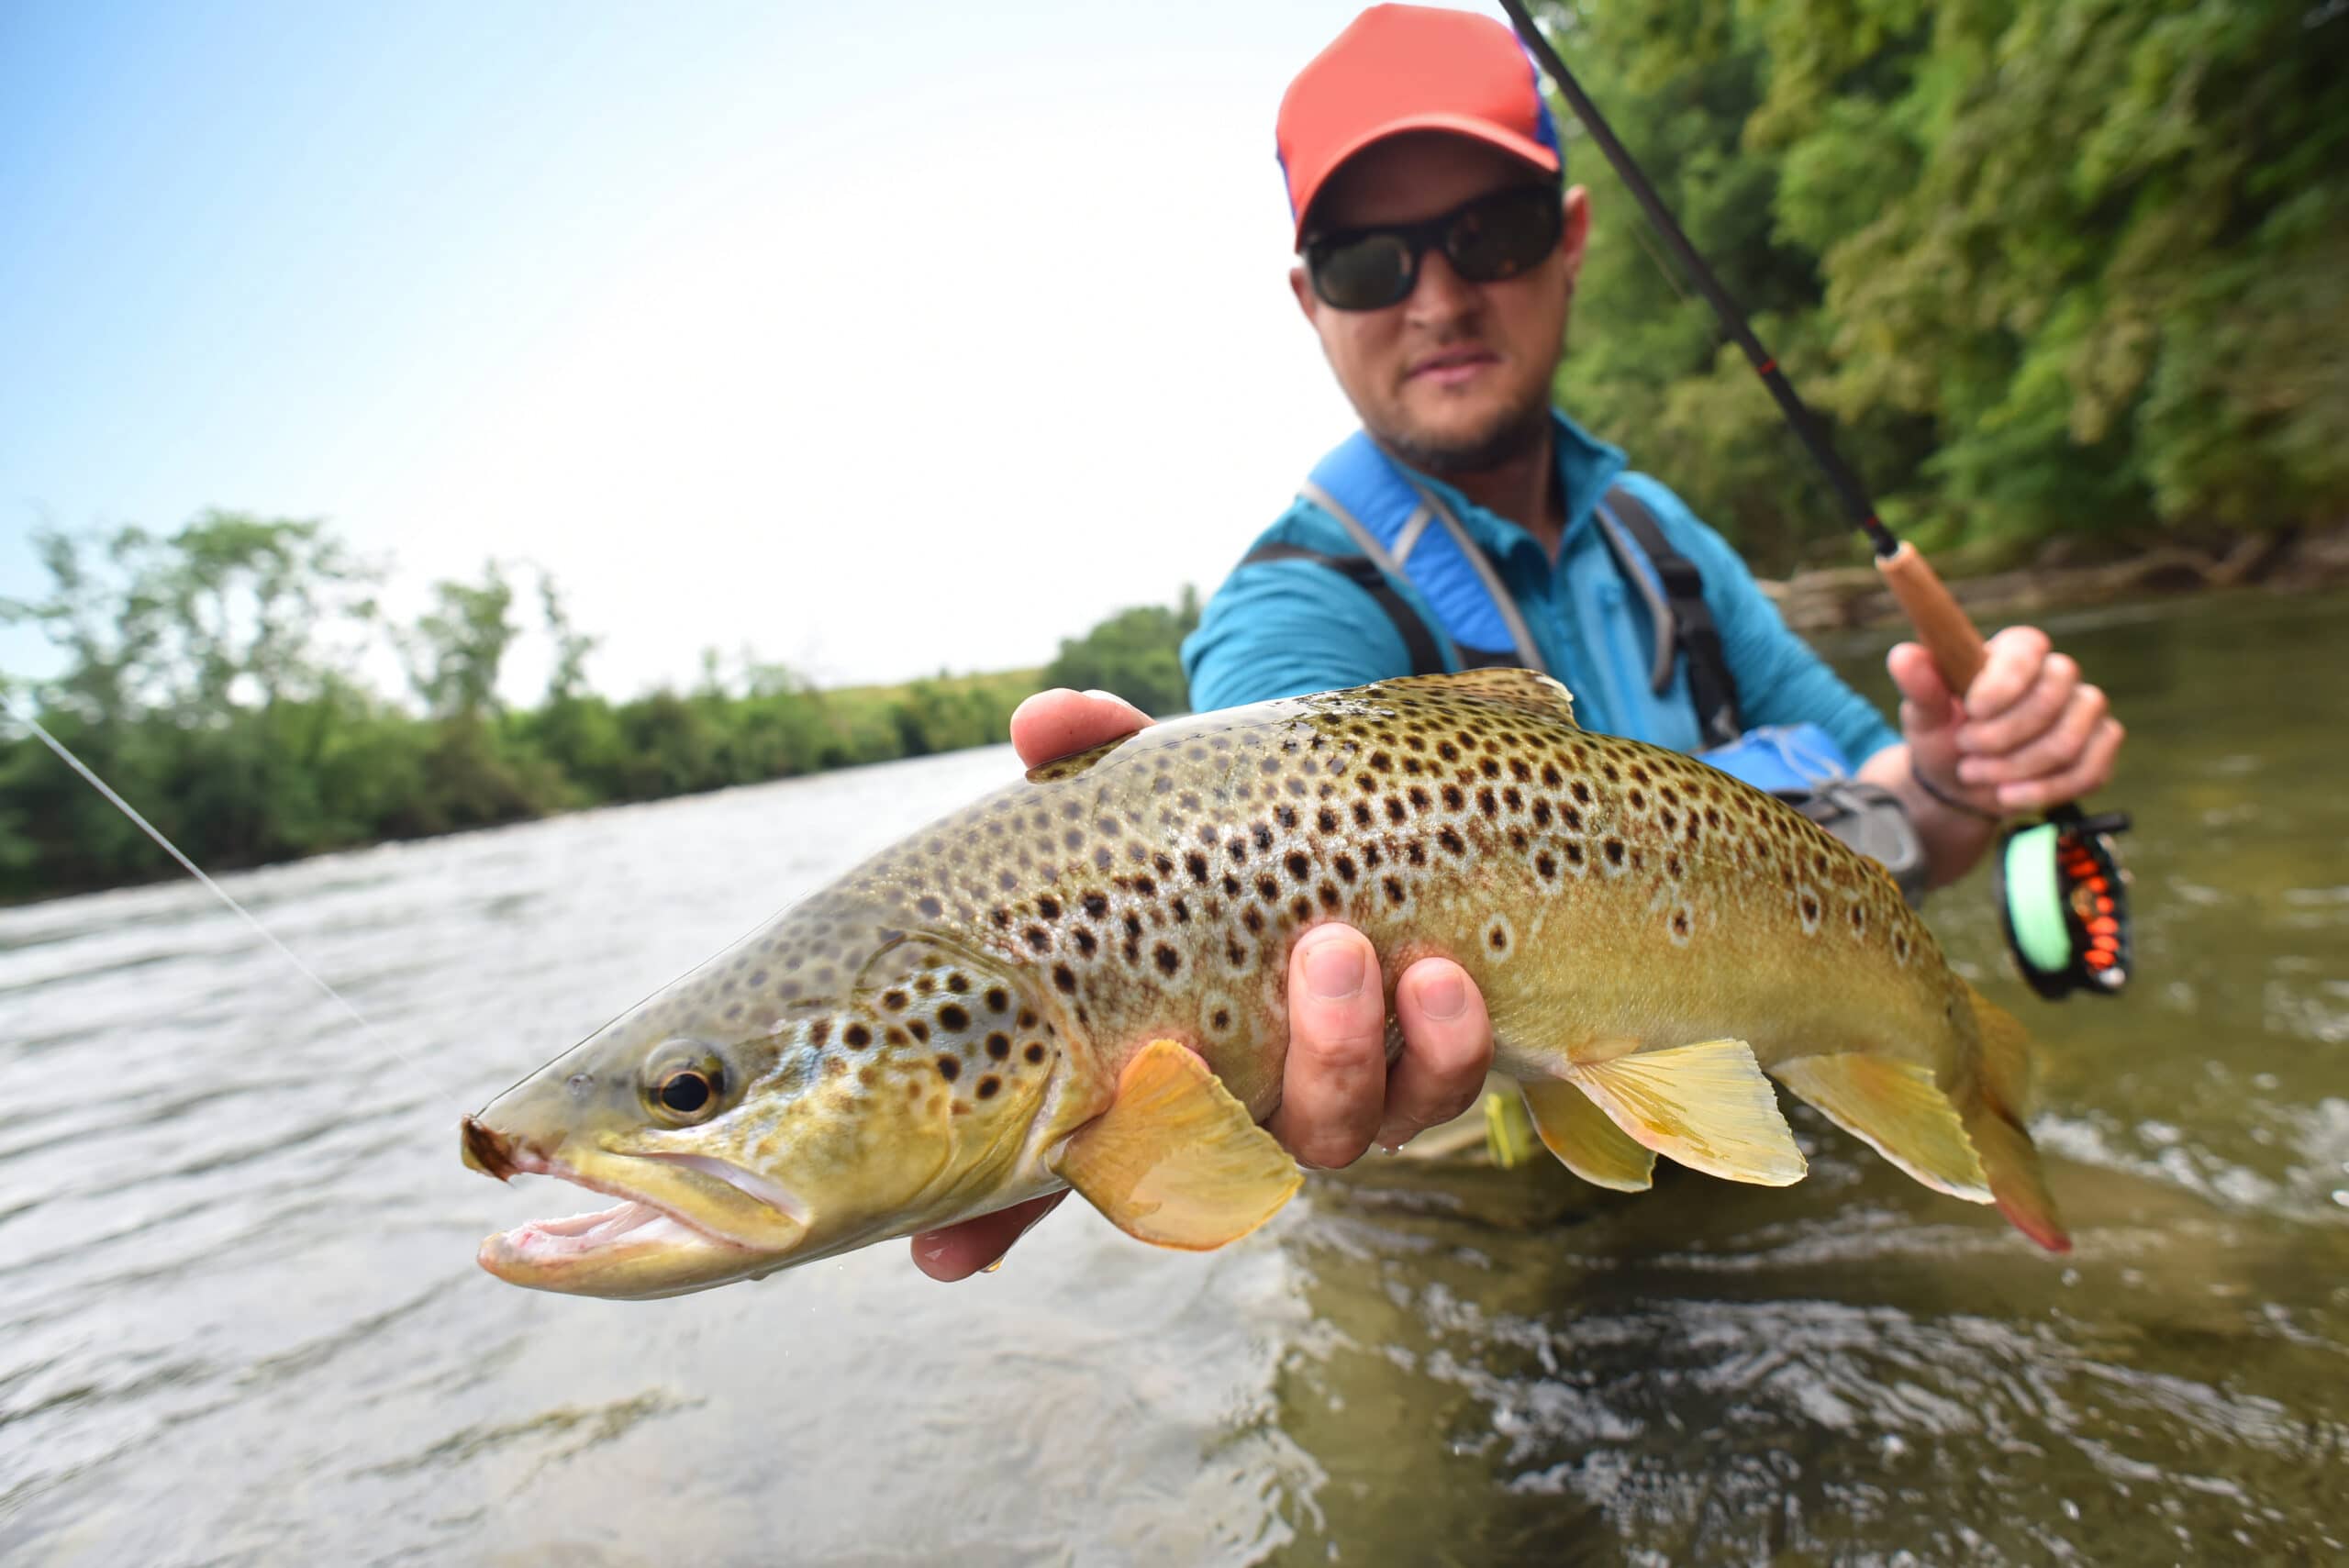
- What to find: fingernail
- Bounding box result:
[1419,971,1469,1021]
[1956,759,1986,784]
[980,1256,1005,1274]
[1303,934,1366,1001]
[1082,689,1124,705]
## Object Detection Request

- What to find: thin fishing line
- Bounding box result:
[6,695,464,1107]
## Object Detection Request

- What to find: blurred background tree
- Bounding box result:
[1543,0,2348,561]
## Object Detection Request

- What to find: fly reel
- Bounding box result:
[1993,807,2132,999]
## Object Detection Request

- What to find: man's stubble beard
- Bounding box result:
[1376,385,1553,479]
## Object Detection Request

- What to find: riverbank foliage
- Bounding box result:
[0,514,1197,900]
[1545,0,2347,564]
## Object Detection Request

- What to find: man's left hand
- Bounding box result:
[1889,626,2125,816]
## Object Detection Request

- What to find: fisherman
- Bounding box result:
[913,3,2121,1280]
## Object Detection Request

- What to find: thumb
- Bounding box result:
[1886,641,1962,738]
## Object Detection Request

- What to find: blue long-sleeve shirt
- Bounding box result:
[1180,411,1899,767]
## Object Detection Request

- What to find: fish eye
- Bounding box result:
[644,1051,727,1124]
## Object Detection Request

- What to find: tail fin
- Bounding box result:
[1962,985,2071,1252]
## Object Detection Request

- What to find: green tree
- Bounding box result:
[1043,586,1201,716]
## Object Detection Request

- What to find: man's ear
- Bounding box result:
[1561,185,1592,286]
[1288,262,1318,326]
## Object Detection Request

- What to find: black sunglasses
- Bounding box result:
[1302,184,1564,312]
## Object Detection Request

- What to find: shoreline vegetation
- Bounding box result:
[4,514,2342,907]
[6,0,2343,903]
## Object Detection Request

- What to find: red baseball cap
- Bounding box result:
[1276,5,1563,247]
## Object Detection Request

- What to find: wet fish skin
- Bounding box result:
[463,670,2064,1299]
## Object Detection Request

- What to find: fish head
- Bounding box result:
[464,931,1061,1299]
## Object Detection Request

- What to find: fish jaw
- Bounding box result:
[465,1122,805,1299]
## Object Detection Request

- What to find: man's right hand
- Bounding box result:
[908,687,1497,1282]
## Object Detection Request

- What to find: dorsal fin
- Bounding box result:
[1374,669,1578,728]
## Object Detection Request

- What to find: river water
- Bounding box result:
[2,588,2343,1565]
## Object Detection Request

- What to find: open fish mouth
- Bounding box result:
[482,1191,740,1267]
[468,1131,795,1299]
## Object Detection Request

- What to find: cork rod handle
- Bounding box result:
[1876,541,1987,695]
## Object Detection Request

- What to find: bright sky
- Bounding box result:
[0,0,1515,700]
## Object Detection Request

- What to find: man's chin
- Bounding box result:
[1378,400,1550,477]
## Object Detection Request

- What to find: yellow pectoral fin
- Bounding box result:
[1564,1039,1807,1187]
[1519,1078,1656,1191]
[1771,1053,1991,1202]
[1051,1040,1303,1251]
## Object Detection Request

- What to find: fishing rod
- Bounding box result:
[1496,0,2131,1001]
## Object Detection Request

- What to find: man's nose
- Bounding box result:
[1404,246,1479,325]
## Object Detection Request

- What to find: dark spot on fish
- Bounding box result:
[1038,895,1063,920]
[1052,964,1077,994]
[940,1004,970,1031]
[947,973,970,993]
[1673,909,1692,939]
[937,1056,961,1082]
[811,1019,832,1047]
[916,895,943,919]
[1025,1042,1047,1064]
[1253,823,1275,851]
[1019,1007,1039,1029]
[1438,827,1465,856]
[844,1023,872,1048]
[885,1027,909,1047]
[985,987,1009,1014]
[883,990,908,1011]
[1285,851,1310,882]
[1289,894,1313,922]
[977,1076,1001,1099]
[1074,928,1097,956]
[1185,851,1210,884]
[1384,876,1406,905]
[907,1018,930,1042]
[1801,895,1820,924]
[1154,944,1181,975]
[1243,906,1265,934]
[1025,926,1050,952]
[1604,839,1626,867]
[1476,787,1497,817]
[986,1031,1011,1059]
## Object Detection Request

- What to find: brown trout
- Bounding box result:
[462,670,2068,1298]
